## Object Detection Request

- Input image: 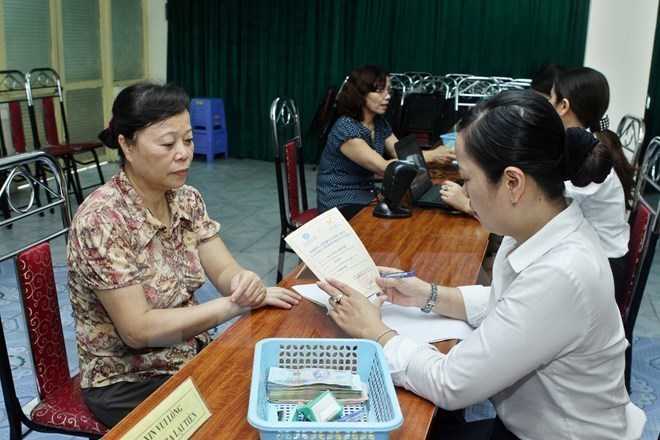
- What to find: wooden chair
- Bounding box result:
[25,68,105,204]
[616,114,646,169]
[0,151,109,439]
[270,97,319,283]
[618,136,660,391]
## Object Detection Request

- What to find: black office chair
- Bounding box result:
[398,92,447,148]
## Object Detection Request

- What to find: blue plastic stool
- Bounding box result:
[190,98,228,163]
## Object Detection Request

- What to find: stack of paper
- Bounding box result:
[266,367,367,404]
[292,284,475,343]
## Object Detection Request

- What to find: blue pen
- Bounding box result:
[335,409,366,422]
[380,270,416,278]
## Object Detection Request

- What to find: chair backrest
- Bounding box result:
[390,73,413,92]
[0,151,74,437]
[8,101,27,154]
[403,71,432,84]
[0,70,28,156]
[284,140,302,219]
[25,68,69,148]
[498,78,532,91]
[411,76,452,97]
[306,85,337,155]
[616,114,646,168]
[454,76,501,111]
[16,242,70,400]
[620,136,660,337]
[399,92,447,147]
[270,97,308,225]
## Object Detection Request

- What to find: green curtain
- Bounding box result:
[643,6,660,147]
[167,0,590,162]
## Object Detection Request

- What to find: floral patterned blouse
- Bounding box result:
[67,170,220,388]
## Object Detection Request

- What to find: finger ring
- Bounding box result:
[441,185,448,191]
[333,294,344,304]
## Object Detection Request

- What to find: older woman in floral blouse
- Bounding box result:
[67,82,300,427]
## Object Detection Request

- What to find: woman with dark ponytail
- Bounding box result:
[314,90,646,439]
[551,66,633,302]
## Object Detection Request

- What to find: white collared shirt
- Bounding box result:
[565,169,629,258]
[383,200,646,439]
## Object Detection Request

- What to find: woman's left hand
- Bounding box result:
[252,287,302,309]
[317,278,389,340]
[423,146,456,166]
[229,270,267,307]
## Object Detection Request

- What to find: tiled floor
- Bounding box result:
[1,156,659,439]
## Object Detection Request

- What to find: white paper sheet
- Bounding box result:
[284,208,380,297]
[292,284,475,343]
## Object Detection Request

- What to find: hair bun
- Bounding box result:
[563,127,598,180]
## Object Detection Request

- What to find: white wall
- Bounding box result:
[584,0,658,130]
[146,0,168,82]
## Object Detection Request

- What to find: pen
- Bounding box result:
[380,270,416,278]
[335,409,366,422]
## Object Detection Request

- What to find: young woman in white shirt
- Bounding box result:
[317,90,646,439]
[550,66,635,303]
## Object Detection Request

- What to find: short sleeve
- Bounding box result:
[68,210,142,291]
[332,117,366,145]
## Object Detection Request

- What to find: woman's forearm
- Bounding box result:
[434,286,468,321]
[124,297,247,349]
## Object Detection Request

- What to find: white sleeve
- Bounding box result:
[383,262,587,411]
[457,285,490,327]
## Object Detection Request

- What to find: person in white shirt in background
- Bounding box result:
[317,90,646,439]
[550,66,636,304]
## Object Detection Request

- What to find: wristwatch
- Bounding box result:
[421,283,438,313]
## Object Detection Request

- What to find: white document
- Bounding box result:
[292,284,475,343]
[285,208,380,297]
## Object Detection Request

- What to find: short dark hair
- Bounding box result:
[458,90,612,199]
[531,64,566,96]
[98,82,190,166]
[337,65,389,121]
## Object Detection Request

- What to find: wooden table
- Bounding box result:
[106,204,488,439]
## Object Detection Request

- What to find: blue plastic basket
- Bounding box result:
[439,132,458,150]
[248,338,403,440]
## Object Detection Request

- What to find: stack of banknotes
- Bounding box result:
[267,367,368,404]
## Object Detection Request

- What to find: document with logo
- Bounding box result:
[284,208,380,297]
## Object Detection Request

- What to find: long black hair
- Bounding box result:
[554,67,635,208]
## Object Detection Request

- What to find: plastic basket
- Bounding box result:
[248,338,403,440]
[439,132,458,150]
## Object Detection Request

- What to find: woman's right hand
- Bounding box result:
[375,266,434,309]
[440,180,474,216]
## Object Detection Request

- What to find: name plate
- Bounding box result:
[120,377,212,440]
